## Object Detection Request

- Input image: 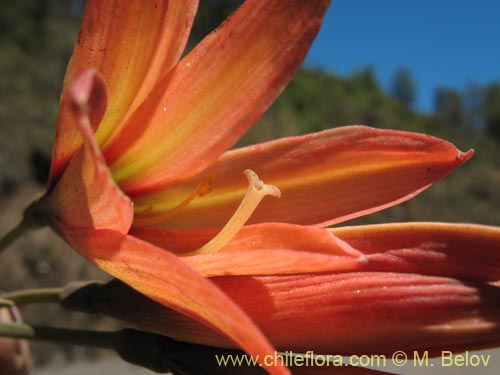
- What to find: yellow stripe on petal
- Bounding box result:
[106,0,331,195]
[133,126,472,229]
[49,0,198,186]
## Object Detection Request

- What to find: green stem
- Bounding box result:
[0,197,48,255]
[1,288,63,305]
[0,298,14,307]
[0,219,27,255]
[0,323,171,372]
[0,322,118,350]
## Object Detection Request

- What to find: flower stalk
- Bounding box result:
[0,299,14,308]
[1,288,63,305]
[0,198,48,255]
[0,220,26,255]
[0,322,117,349]
[0,322,171,372]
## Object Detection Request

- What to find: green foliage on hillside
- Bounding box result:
[0,0,80,190]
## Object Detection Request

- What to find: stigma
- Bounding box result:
[183,170,280,256]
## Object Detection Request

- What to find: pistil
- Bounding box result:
[184,170,280,256]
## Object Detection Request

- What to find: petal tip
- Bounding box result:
[68,68,100,107]
[457,148,474,163]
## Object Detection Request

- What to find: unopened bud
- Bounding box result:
[0,306,31,375]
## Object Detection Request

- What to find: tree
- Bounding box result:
[434,88,466,129]
[391,68,417,108]
[482,83,500,141]
[348,66,379,92]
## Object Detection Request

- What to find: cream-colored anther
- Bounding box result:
[184,169,280,256]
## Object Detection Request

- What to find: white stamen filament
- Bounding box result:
[183,169,280,256]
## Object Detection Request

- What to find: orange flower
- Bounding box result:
[24,0,476,373]
[93,223,500,359]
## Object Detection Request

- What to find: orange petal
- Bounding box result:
[38,70,133,236]
[332,222,500,281]
[48,0,198,185]
[107,0,331,194]
[185,249,364,277]
[95,273,500,356]
[70,230,289,375]
[211,273,500,355]
[134,126,472,229]
[131,223,366,276]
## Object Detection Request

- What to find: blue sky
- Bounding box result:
[305,0,500,113]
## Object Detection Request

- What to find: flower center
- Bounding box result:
[183,169,280,256]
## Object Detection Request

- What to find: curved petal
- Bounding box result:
[133,126,472,229]
[67,230,288,375]
[49,0,198,186]
[39,70,133,236]
[131,223,362,255]
[107,0,331,195]
[131,223,366,276]
[209,273,500,355]
[332,222,500,281]
[95,273,500,356]
[185,249,365,277]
